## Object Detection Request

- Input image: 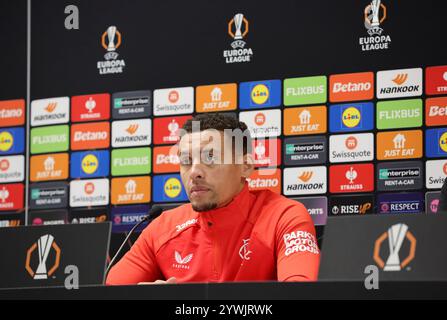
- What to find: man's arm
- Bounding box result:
[106,221,163,285]
[275,202,320,281]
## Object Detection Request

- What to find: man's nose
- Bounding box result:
[189,161,205,180]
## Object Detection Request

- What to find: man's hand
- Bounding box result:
[138,277,177,285]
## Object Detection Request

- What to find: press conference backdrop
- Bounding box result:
[1,0,447,259]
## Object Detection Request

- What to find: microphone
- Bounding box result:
[105,206,163,279]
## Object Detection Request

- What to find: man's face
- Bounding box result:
[177,130,253,212]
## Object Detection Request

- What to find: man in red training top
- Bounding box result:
[107,113,320,284]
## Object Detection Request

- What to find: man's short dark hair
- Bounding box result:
[182,113,252,155]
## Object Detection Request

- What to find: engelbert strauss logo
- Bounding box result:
[373,223,416,271]
[25,234,61,279]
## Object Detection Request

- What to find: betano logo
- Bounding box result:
[373,223,416,271]
[329,72,374,102]
[71,122,110,150]
[247,169,281,193]
[0,99,25,127]
[25,234,61,280]
[426,97,447,126]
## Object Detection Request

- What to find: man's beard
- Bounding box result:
[192,202,218,212]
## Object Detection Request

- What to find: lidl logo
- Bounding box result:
[426,128,447,158]
[0,99,25,127]
[426,97,447,126]
[152,174,188,202]
[425,65,447,95]
[284,106,327,135]
[70,150,109,178]
[0,127,24,155]
[239,80,281,109]
[112,147,151,176]
[283,76,327,106]
[376,99,422,129]
[329,102,373,133]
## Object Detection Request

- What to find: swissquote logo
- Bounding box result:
[359,0,392,51]
[25,234,61,280]
[373,223,416,271]
[223,13,254,63]
[97,26,125,74]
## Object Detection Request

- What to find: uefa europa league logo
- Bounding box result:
[373,223,416,272]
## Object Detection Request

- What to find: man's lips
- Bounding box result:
[190,186,210,196]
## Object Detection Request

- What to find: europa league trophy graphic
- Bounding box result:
[230,13,247,49]
[365,0,383,35]
[34,234,55,279]
[383,224,407,271]
[106,26,117,51]
[234,14,244,40]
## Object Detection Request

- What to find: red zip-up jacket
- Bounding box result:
[106,183,320,284]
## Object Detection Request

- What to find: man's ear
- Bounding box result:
[241,153,255,179]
